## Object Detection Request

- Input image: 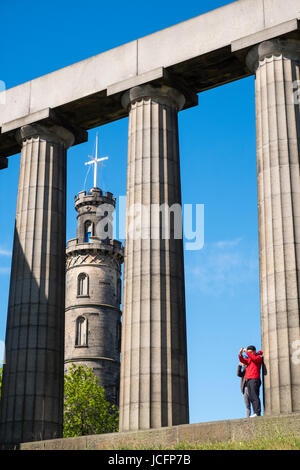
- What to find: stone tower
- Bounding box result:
[64,187,124,406]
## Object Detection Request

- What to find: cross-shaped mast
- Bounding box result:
[85,133,108,188]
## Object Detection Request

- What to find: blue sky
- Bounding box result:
[0,0,261,423]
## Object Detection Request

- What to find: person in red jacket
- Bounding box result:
[238,346,263,417]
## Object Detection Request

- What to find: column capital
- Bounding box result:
[246,38,300,72]
[121,84,185,112]
[16,122,75,149]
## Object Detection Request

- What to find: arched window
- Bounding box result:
[75,316,88,347]
[84,221,93,243]
[77,273,89,297]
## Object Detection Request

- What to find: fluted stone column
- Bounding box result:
[0,123,74,446]
[119,84,189,431]
[247,39,300,415]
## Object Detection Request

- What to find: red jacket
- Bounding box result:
[238,351,263,380]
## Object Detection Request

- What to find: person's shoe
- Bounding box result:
[250,414,257,418]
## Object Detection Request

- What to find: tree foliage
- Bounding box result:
[63,364,119,437]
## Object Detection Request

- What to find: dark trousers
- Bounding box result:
[246,378,261,416]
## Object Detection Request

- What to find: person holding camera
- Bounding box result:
[238,346,263,417]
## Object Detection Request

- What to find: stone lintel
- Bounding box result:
[231,18,300,60]
[0,156,8,170]
[2,107,53,133]
[1,107,88,155]
[107,67,165,96]
[107,67,198,111]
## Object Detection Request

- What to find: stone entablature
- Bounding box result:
[1,0,299,160]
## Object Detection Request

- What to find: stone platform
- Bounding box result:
[18,413,300,450]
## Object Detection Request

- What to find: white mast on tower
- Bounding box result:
[85,133,108,188]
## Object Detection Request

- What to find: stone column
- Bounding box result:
[247,39,300,414]
[0,123,74,446]
[119,84,189,431]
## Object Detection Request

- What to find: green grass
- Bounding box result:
[172,435,300,450]
[106,432,300,451]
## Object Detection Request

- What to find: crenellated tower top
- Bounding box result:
[74,187,116,244]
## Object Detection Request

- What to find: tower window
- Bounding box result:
[84,221,93,243]
[75,316,88,347]
[77,273,89,297]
